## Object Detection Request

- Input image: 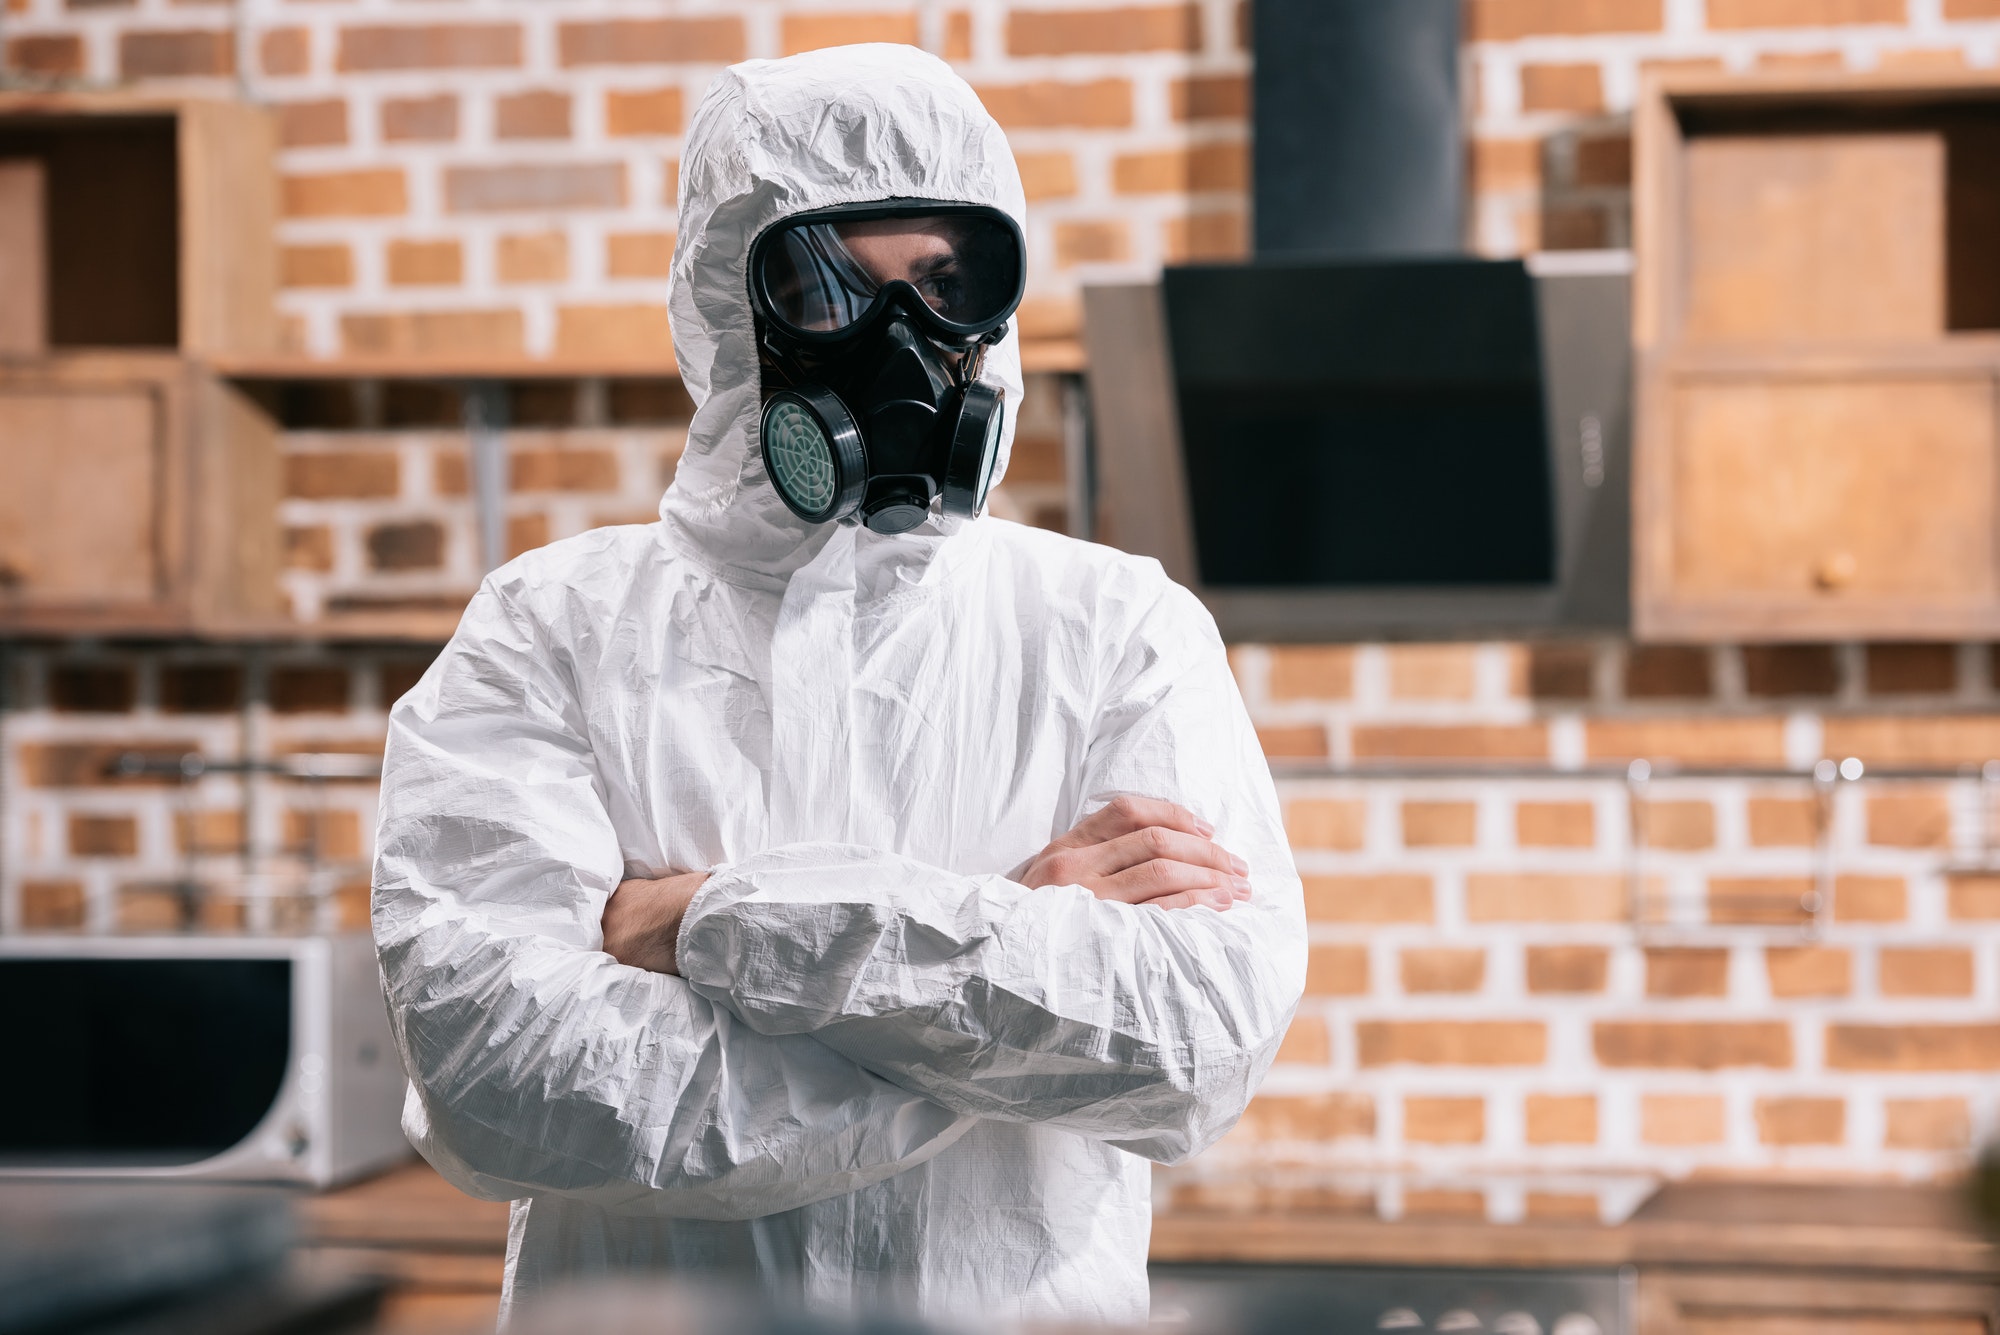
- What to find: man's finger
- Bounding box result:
[1064,826,1245,881]
[1098,858,1246,906]
[1138,886,1235,912]
[1067,796,1213,846]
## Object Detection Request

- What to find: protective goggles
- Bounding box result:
[749,200,1026,344]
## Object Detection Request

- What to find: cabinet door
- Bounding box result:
[0,385,162,607]
[1639,1271,1997,1335]
[1638,363,2000,639]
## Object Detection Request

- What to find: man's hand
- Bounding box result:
[601,870,710,975]
[1019,796,1251,912]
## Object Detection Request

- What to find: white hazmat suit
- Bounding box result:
[372,43,1307,1326]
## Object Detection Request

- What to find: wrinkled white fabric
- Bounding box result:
[372,43,1306,1327]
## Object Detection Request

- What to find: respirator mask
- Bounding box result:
[749,199,1026,535]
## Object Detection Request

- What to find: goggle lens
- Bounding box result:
[759,211,1022,335]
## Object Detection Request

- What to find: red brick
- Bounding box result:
[21,880,86,930]
[386,239,462,287]
[1521,62,1604,113]
[1625,645,1710,698]
[1707,875,1813,926]
[1267,645,1354,700]
[1354,724,1549,761]
[1527,945,1609,993]
[1401,947,1487,994]
[780,11,920,54]
[1466,873,1624,923]
[283,170,407,219]
[286,452,398,500]
[342,311,523,359]
[1865,643,1957,695]
[1162,211,1249,263]
[1403,800,1476,848]
[159,664,243,713]
[1594,1021,1792,1069]
[1404,1190,1488,1220]
[1171,74,1249,121]
[277,98,346,148]
[1645,800,1715,850]
[1835,874,1906,923]
[603,231,675,280]
[446,163,623,213]
[1587,717,1787,764]
[605,87,683,138]
[1949,874,2000,920]
[1306,944,1370,995]
[1642,1093,1725,1145]
[1542,204,1611,250]
[120,29,233,78]
[1824,716,2000,766]
[975,79,1133,129]
[367,522,445,572]
[1404,1096,1486,1144]
[558,18,745,66]
[20,743,202,789]
[1708,0,1903,25]
[1574,135,1633,188]
[1304,873,1434,923]
[1829,1024,2000,1070]
[1879,947,1975,998]
[283,808,363,861]
[1256,725,1328,759]
[1466,0,1663,40]
[260,27,306,77]
[1113,143,1248,194]
[379,656,437,705]
[510,448,620,493]
[8,34,84,76]
[1390,645,1480,700]
[282,244,351,289]
[1518,801,1595,847]
[1359,1020,1546,1067]
[1235,1092,1375,1141]
[1867,791,1951,848]
[556,304,672,359]
[944,8,974,59]
[1647,947,1730,998]
[507,514,550,560]
[497,232,568,284]
[1742,645,1838,697]
[1748,796,1817,847]
[270,665,350,714]
[382,94,457,143]
[496,90,570,140]
[1947,0,2000,15]
[49,665,134,713]
[1526,1094,1598,1145]
[285,526,334,571]
[1760,1095,1848,1151]
[1527,643,1594,698]
[1286,798,1364,851]
[1757,49,1848,68]
[1054,220,1129,266]
[1526,1193,1601,1222]
[69,814,139,857]
[1885,1097,1971,1149]
[1008,4,1200,54]
[1766,946,1850,998]
[338,23,521,72]
[1015,151,1078,201]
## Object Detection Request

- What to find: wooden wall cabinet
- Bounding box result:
[0,93,282,635]
[0,357,280,634]
[1633,69,2000,641]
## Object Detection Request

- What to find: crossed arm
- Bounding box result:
[375,577,1305,1216]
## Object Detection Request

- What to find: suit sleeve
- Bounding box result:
[676,580,1307,1164]
[372,580,970,1218]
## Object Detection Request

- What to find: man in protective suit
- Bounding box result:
[373,44,1306,1326]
